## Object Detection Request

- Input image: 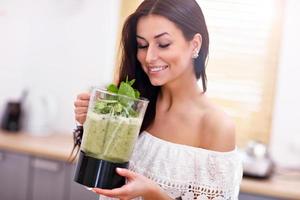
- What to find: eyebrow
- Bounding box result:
[136,32,170,40]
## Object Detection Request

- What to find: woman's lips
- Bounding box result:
[148,65,168,73]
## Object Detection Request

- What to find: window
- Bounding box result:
[198,0,284,145]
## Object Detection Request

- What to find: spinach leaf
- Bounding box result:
[107,84,118,94]
[92,78,141,118]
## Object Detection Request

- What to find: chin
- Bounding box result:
[149,78,165,86]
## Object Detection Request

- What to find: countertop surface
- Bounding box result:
[1,130,300,199]
[0,130,74,161]
[241,172,300,199]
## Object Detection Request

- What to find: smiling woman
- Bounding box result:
[74,0,242,199]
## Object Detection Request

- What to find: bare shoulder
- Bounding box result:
[201,103,236,152]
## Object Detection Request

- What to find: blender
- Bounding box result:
[74,88,148,189]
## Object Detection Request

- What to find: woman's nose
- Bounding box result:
[145,45,158,64]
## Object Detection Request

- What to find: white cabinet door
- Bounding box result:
[0,150,30,200]
[29,157,67,200]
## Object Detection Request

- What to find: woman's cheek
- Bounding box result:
[137,50,143,60]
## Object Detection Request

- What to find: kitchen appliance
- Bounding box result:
[241,141,274,179]
[1,91,27,132]
[74,88,148,189]
[1,101,22,132]
[22,89,57,135]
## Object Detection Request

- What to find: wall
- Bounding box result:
[0,0,121,133]
[270,0,300,168]
[1,0,300,168]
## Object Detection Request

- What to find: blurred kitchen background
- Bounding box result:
[0,0,300,200]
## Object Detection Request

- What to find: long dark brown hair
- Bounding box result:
[117,0,209,132]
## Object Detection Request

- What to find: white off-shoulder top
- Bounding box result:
[99,131,243,200]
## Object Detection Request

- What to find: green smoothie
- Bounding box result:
[102,117,140,162]
[81,111,142,163]
[81,112,109,157]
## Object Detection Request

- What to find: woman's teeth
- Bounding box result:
[149,65,168,72]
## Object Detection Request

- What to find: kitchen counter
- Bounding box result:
[1,130,300,199]
[0,130,74,161]
[241,171,300,199]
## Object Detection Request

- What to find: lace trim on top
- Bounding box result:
[129,131,243,200]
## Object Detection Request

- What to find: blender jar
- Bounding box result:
[74,88,148,189]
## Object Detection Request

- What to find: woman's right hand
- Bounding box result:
[74,93,90,125]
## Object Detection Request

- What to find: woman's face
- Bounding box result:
[136,15,198,86]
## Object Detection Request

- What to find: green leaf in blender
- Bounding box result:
[128,107,138,117]
[113,102,123,113]
[118,82,136,98]
[134,89,140,99]
[94,101,106,111]
[93,78,142,117]
[107,84,118,94]
[129,79,135,86]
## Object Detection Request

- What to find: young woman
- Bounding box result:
[74,0,243,199]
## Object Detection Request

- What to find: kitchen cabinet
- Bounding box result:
[0,150,30,200]
[0,150,98,200]
[67,164,98,200]
[28,157,68,200]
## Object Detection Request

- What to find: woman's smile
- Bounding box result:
[148,65,169,74]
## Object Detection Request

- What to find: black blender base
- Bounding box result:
[74,151,129,189]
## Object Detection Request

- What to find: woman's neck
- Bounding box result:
[158,75,204,112]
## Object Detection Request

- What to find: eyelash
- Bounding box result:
[137,45,148,49]
[159,43,170,48]
[137,43,171,49]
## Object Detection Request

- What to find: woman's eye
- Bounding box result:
[159,43,170,48]
[137,44,148,49]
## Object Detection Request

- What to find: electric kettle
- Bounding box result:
[22,89,57,135]
[241,140,274,178]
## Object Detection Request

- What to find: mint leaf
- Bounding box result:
[94,101,111,114]
[128,107,138,117]
[118,82,136,98]
[107,84,118,93]
[94,101,106,110]
[134,89,140,99]
[94,77,142,117]
[129,79,135,86]
[113,102,123,113]
[118,82,136,109]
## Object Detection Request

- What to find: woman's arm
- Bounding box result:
[92,168,172,200]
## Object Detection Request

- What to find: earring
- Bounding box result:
[192,50,199,59]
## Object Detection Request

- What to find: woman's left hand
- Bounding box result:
[92,168,169,200]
